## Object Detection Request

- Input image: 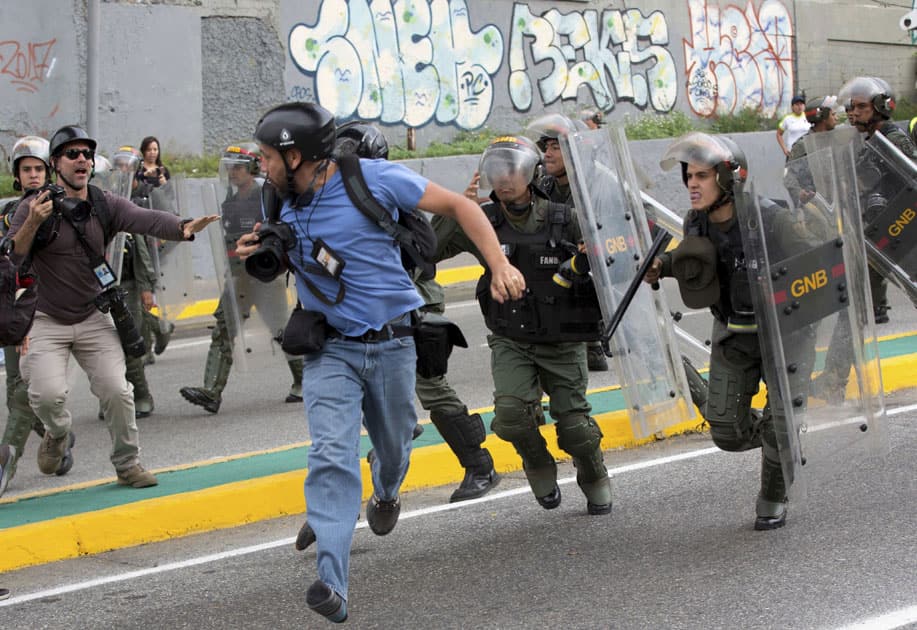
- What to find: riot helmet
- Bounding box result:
[48,125,97,157]
[113,145,141,172]
[9,136,50,191]
[254,102,336,162]
[334,120,389,160]
[660,132,746,205]
[525,114,577,152]
[220,142,263,199]
[91,154,113,189]
[805,95,838,125]
[839,76,896,121]
[478,135,542,213]
[579,108,605,129]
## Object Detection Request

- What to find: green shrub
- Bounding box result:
[709,107,778,133]
[623,111,696,139]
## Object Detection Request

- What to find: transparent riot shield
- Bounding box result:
[201,179,297,371]
[740,126,887,500]
[96,167,135,283]
[857,131,917,309]
[563,126,695,439]
[142,177,195,329]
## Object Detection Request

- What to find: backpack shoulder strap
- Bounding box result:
[338,154,403,239]
[88,184,114,243]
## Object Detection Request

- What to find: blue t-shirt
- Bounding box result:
[280,159,426,336]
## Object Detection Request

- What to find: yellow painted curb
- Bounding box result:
[1,352,913,572]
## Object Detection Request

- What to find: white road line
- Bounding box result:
[0,446,721,607]
[832,606,917,630]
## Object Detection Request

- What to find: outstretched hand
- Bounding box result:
[182,215,220,240]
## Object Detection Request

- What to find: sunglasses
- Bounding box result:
[63,148,95,160]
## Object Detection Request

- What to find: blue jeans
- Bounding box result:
[301,332,417,600]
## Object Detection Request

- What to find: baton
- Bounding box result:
[602,229,670,344]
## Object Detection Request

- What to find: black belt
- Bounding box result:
[326,321,414,343]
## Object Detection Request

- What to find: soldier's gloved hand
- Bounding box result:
[644,257,663,285]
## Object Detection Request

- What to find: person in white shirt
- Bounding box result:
[776,95,809,158]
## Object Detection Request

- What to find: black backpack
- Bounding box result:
[0,236,39,346]
[335,154,437,280]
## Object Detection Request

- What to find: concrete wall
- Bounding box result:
[1,0,917,162]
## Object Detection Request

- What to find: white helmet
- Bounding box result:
[9,136,51,191]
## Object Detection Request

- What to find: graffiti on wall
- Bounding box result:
[289,0,503,129]
[900,1,917,45]
[286,0,795,129]
[507,4,677,113]
[683,0,793,118]
[0,38,57,93]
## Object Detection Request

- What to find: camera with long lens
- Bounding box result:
[245,221,298,283]
[39,182,92,221]
[94,287,147,358]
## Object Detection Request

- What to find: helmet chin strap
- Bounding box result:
[56,169,84,192]
[504,198,533,216]
[290,159,328,209]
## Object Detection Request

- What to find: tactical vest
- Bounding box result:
[475,200,603,343]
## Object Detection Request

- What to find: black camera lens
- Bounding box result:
[57,197,93,222]
[244,222,297,283]
[94,288,147,358]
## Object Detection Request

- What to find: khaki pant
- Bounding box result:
[22,310,141,472]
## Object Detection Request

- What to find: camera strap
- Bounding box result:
[61,211,118,290]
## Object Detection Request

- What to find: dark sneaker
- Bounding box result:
[55,431,76,476]
[536,484,562,510]
[180,387,221,413]
[154,322,175,355]
[366,495,400,535]
[874,304,890,325]
[117,464,158,488]
[294,521,316,551]
[754,502,787,531]
[449,468,500,503]
[0,444,13,497]
[0,587,9,601]
[284,393,303,403]
[306,580,347,623]
[37,431,70,475]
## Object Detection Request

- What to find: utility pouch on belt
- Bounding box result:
[280,302,327,355]
[412,310,468,379]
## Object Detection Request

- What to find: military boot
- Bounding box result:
[755,420,787,531]
[180,337,232,414]
[523,460,561,509]
[2,391,42,484]
[125,354,155,418]
[285,358,304,403]
[573,450,612,515]
[430,407,500,502]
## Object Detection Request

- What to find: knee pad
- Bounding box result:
[555,414,602,459]
[490,397,540,443]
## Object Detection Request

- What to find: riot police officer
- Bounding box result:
[434,135,612,515]
[180,143,304,413]
[0,136,73,495]
[645,132,818,530]
[526,114,609,372]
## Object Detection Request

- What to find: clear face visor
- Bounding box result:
[478,147,539,190]
[112,152,139,173]
[838,77,886,107]
[524,114,577,148]
[219,155,258,194]
[659,132,733,173]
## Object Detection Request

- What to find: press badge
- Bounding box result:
[311,238,345,280]
[93,259,117,290]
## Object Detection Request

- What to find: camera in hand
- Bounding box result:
[245,221,298,283]
[94,287,147,358]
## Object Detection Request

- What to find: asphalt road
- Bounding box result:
[2,278,915,498]
[0,400,915,629]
